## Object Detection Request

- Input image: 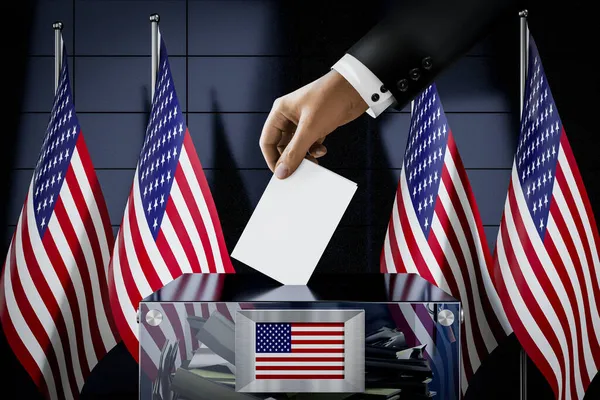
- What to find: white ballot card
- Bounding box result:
[231,159,357,285]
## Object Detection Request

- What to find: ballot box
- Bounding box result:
[139,273,461,400]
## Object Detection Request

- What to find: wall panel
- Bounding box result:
[188,57,300,112]
[22,57,74,112]
[28,0,74,56]
[74,56,186,112]
[75,0,187,56]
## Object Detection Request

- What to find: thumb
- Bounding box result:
[274,119,315,179]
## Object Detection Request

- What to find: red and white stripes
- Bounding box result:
[0,136,118,400]
[493,131,599,400]
[109,131,234,362]
[381,132,511,394]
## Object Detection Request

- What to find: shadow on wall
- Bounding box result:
[208,90,253,273]
[0,3,42,400]
[1,0,36,256]
[203,1,300,274]
[487,16,521,138]
[366,117,401,272]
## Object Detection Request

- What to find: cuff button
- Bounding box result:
[409,68,421,80]
[422,56,433,70]
[397,79,408,92]
[380,85,388,93]
[371,93,380,102]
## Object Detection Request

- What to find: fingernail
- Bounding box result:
[314,148,326,157]
[275,163,289,179]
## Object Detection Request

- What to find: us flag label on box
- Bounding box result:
[236,309,364,393]
[255,322,345,380]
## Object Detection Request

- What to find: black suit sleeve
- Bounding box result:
[347,0,524,110]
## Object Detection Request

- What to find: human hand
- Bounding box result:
[259,70,368,179]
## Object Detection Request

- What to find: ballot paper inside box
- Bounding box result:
[138,273,462,400]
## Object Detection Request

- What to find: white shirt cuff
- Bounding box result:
[332,53,396,118]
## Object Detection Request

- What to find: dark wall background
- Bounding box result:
[1,0,598,399]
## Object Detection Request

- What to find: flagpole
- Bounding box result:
[53,21,63,93]
[150,13,160,100]
[138,13,160,327]
[519,10,529,115]
[518,9,529,400]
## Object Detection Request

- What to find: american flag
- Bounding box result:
[380,83,512,395]
[254,322,345,379]
[492,35,600,400]
[108,33,235,362]
[0,44,118,400]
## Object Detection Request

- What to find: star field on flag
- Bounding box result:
[515,58,561,237]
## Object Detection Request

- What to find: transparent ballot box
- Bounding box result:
[139,273,461,400]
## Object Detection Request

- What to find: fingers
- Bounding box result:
[277,131,294,154]
[308,142,327,158]
[259,113,283,172]
[259,101,296,172]
[281,132,325,158]
[274,119,316,179]
[262,97,326,179]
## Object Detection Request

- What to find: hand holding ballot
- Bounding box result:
[259,69,368,180]
[248,71,365,283]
